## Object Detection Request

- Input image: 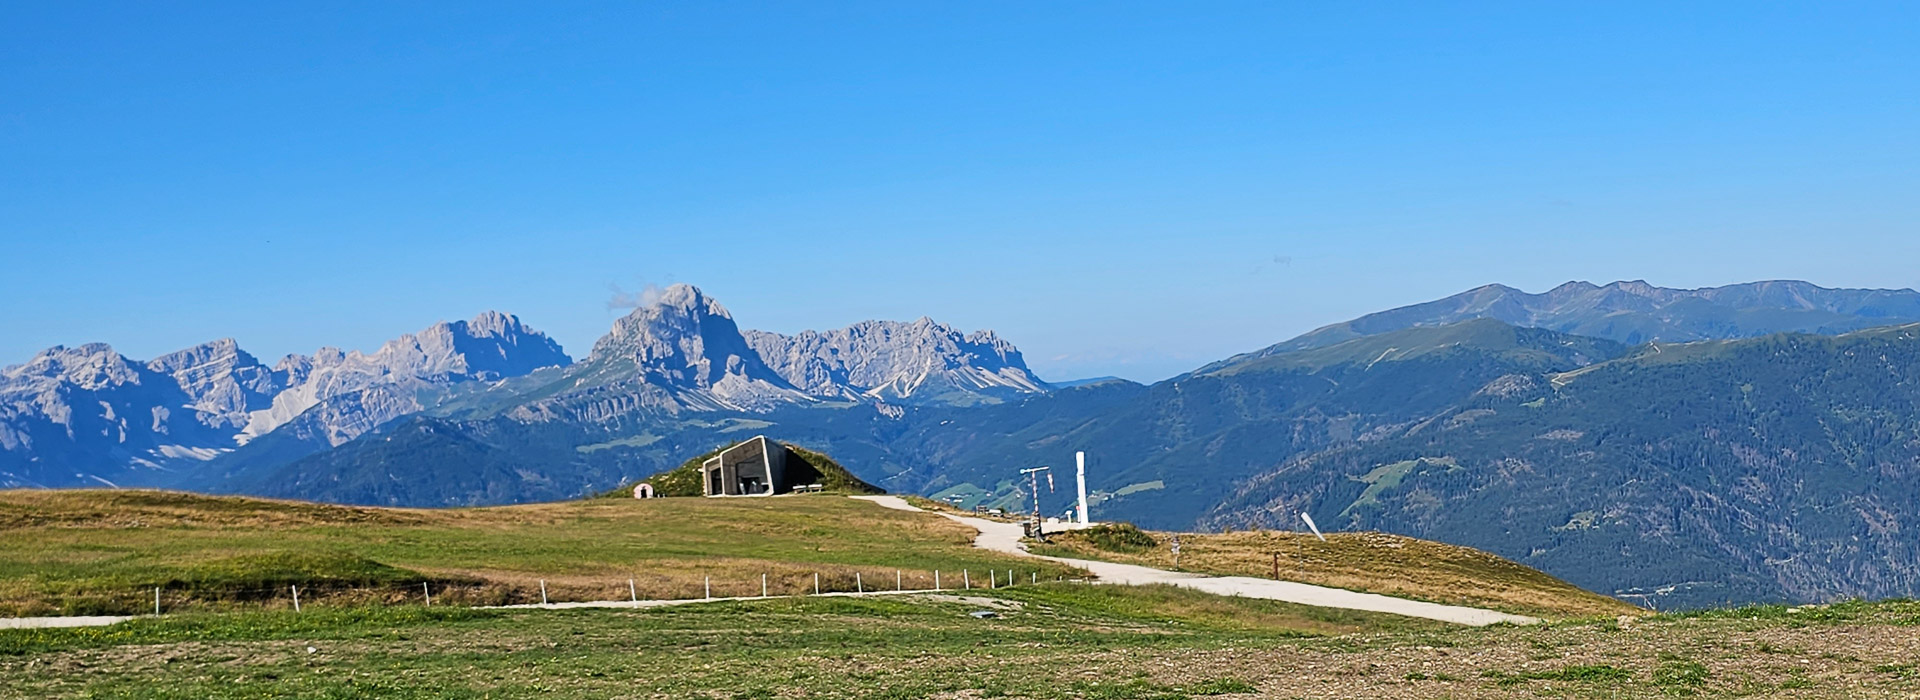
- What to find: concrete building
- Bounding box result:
[700,435,822,497]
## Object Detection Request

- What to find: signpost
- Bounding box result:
[1018,466,1054,540]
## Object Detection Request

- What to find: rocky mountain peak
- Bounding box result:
[582,285,802,410]
[745,317,1048,405]
[146,338,283,429]
[4,343,146,390]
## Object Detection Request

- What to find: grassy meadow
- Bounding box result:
[0,490,1073,616]
[5,589,1920,698]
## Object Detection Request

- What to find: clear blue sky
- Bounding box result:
[4,3,1918,382]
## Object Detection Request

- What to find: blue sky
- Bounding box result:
[4,3,1918,381]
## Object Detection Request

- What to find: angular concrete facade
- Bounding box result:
[701,435,815,496]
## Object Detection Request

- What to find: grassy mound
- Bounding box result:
[1060,523,1159,553]
[0,487,1040,616]
[601,440,882,498]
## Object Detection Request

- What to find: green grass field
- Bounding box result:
[0,490,1073,616]
[5,490,1920,697]
[5,591,1920,698]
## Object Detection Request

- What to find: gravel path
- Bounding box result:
[0,615,135,630]
[854,495,1539,626]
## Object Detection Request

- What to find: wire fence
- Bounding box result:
[4,567,1085,618]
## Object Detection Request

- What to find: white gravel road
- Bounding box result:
[854,495,1539,626]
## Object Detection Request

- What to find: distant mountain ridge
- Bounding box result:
[0,312,572,489]
[1210,280,1920,371]
[15,277,1920,610]
[746,318,1048,406]
[0,285,1052,488]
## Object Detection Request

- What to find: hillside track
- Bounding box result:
[853,495,1540,626]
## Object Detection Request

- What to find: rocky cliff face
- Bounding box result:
[569,284,811,412]
[0,343,214,485]
[745,318,1049,405]
[239,312,572,443]
[0,312,571,488]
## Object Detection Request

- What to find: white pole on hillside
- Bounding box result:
[423,582,431,606]
[935,570,941,591]
[629,579,637,603]
[291,585,300,613]
[154,587,160,616]
[762,574,768,598]
[814,573,820,595]
[540,580,548,605]
[1076,451,1089,524]
[705,577,711,600]
[856,572,863,593]
[896,570,902,591]
[964,570,970,589]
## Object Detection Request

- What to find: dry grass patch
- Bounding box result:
[1033,526,1639,619]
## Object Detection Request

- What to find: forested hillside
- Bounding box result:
[1207,324,1920,608]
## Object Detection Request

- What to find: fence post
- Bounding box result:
[935,570,941,591]
[705,577,712,600]
[291,585,301,613]
[897,570,902,591]
[964,570,970,589]
[989,570,996,589]
[423,582,432,606]
[630,579,637,603]
[154,587,161,616]
[814,572,820,595]
[762,574,768,598]
[540,580,549,605]
[1031,571,1036,585]
[856,572,863,593]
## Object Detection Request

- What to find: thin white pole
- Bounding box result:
[762,574,768,598]
[1031,572,1036,585]
[964,570,971,589]
[540,580,549,605]
[154,587,161,616]
[896,570,902,591]
[856,572,863,593]
[423,582,432,606]
[935,570,941,591]
[629,579,637,602]
[989,570,996,589]
[814,573,820,595]
[705,577,712,600]
[1076,451,1090,525]
[291,585,301,613]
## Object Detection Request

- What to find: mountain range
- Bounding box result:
[8,278,1920,609]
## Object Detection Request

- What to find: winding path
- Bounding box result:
[854,495,1539,627]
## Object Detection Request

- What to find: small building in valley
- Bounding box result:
[701,435,825,497]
